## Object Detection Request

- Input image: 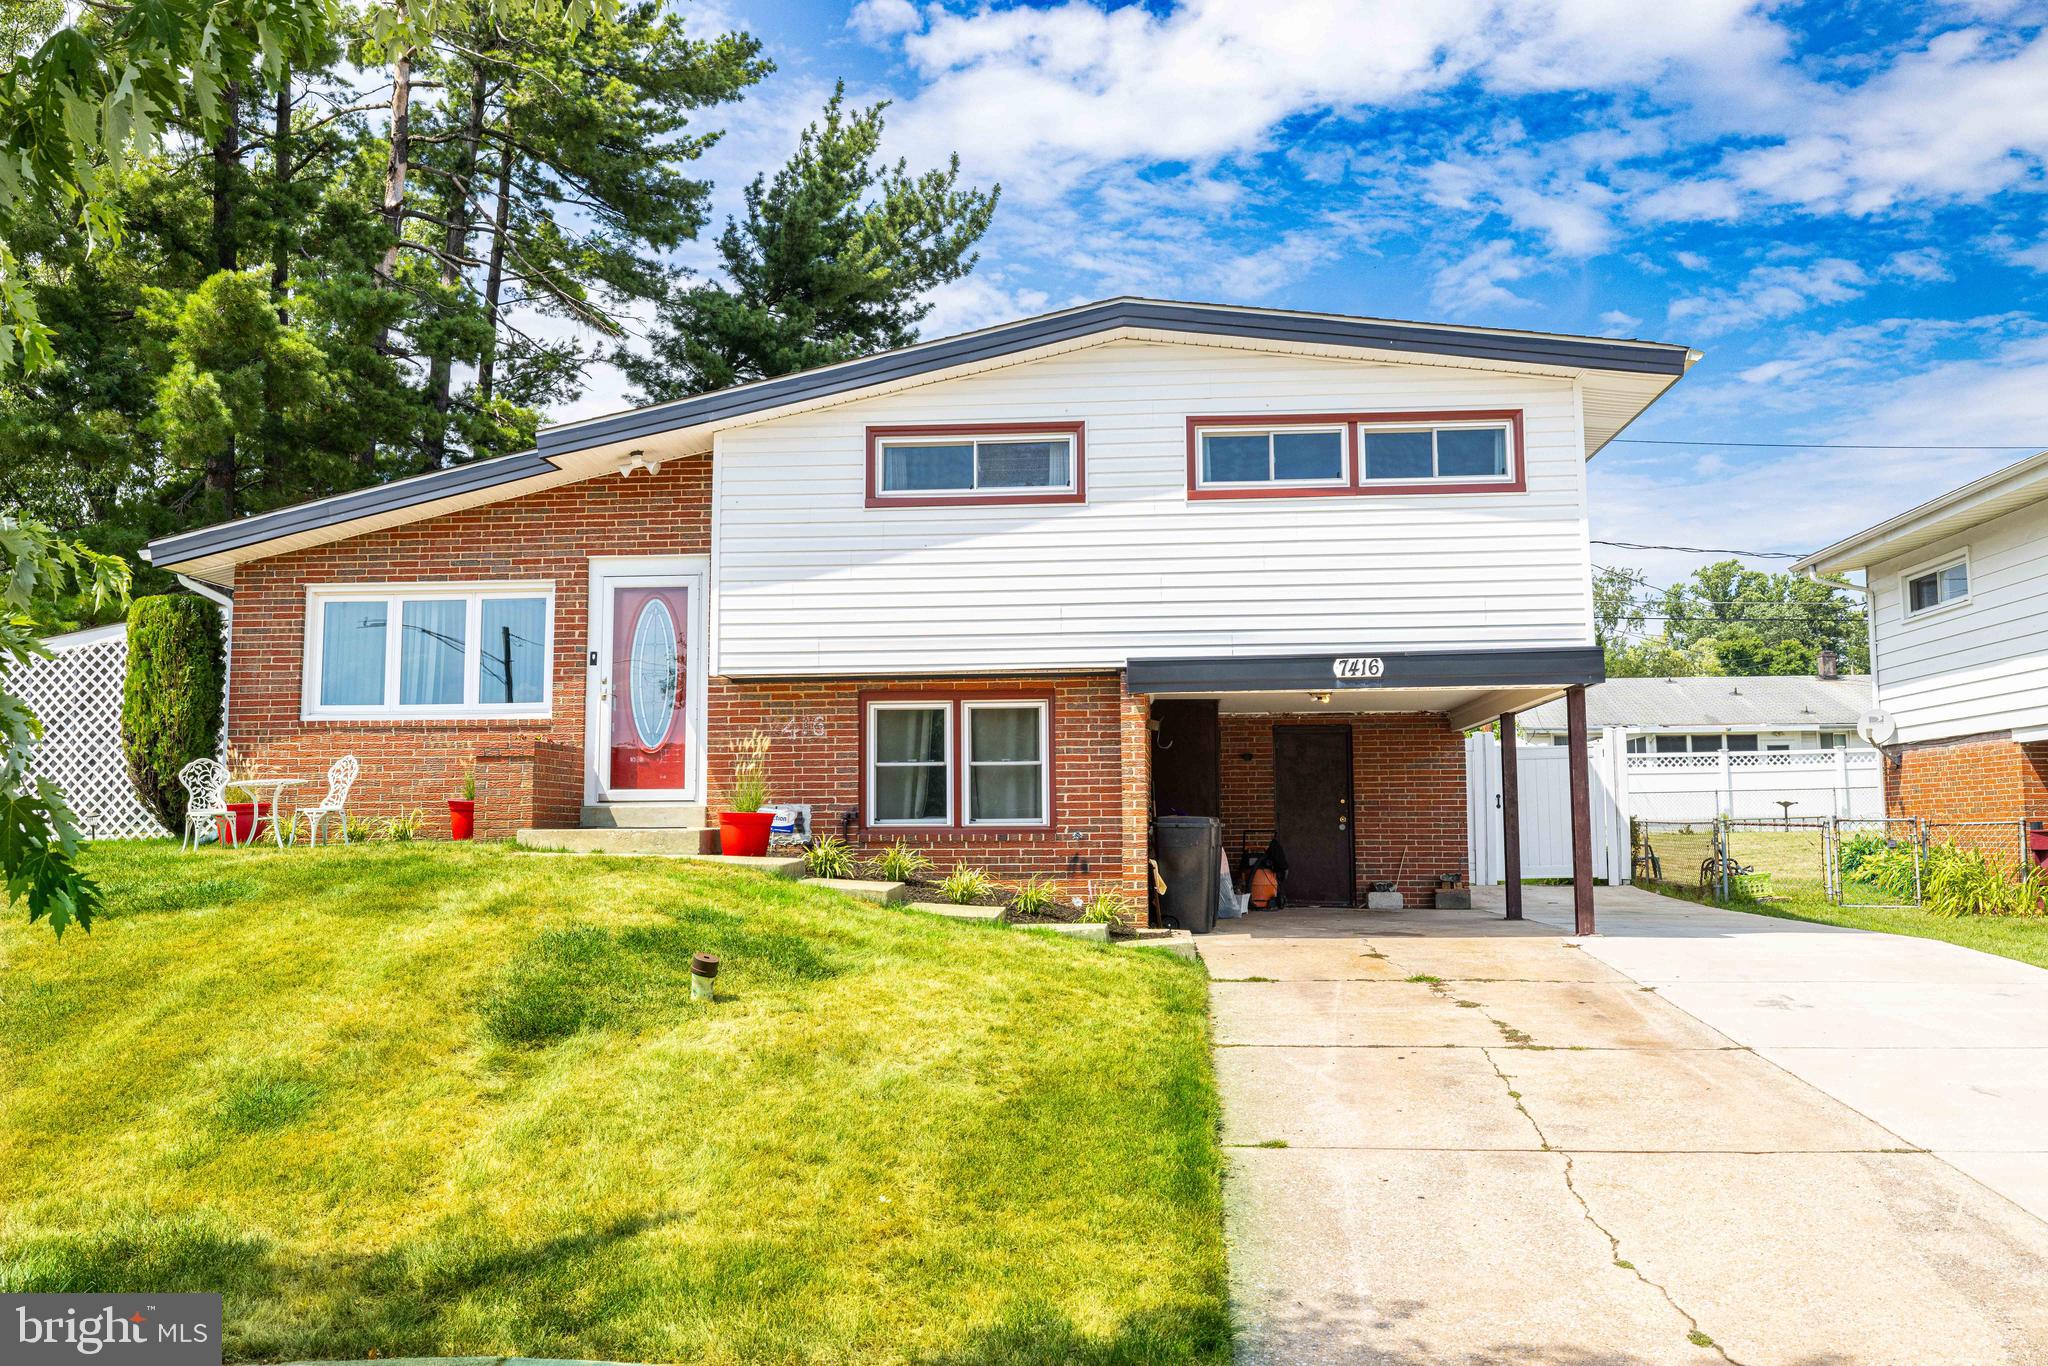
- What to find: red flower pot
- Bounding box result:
[719,811,774,858]
[221,801,271,845]
[448,799,476,841]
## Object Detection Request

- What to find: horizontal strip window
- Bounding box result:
[866,424,1085,507]
[1904,557,1968,616]
[303,582,554,721]
[1360,421,1511,483]
[1194,424,1348,489]
[1185,410,1524,500]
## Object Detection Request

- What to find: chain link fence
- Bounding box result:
[1635,815,2048,910]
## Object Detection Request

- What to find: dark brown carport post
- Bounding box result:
[1566,684,1596,936]
[1498,712,1523,920]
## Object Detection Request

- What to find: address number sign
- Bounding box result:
[1331,656,1385,680]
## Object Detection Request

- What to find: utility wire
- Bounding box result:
[1593,538,1803,559]
[1609,438,2045,451]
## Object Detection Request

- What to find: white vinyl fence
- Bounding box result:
[1465,731,1629,884]
[1626,748,1882,823]
[4,624,168,839]
[1465,729,1885,886]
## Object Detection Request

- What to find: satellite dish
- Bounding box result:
[1857,710,1897,746]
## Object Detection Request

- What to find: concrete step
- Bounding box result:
[580,802,707,829]
[801,877,910,904]
[517,826,718,856]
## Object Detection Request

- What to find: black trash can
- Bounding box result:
[1154,815,1222,933]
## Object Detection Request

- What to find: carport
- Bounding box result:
[1130,651,1605,933]
[1128,646,1604,931]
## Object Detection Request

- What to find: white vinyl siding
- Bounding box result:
[711,340,1593,674]
[1868,498,2048,744]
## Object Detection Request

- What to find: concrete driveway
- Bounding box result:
[1208,891,2048,1364]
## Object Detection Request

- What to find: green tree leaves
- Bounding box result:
[623,83,999,401]
[1599,559,1868,678]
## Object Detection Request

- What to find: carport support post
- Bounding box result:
[1566,684,1597,936]
[1498,713,1523,920]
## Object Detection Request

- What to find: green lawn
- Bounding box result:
[0,843,1228,1364]
[1649,879,2048,971]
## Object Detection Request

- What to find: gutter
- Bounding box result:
[176,574,234,614]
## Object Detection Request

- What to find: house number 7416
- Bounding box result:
[1331,656,1385,680]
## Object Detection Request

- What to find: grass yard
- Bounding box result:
[1648,879,2048,970]
[0,843,1228,1364]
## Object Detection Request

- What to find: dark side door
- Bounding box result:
[1274,725,1353,904]
[1151,700,1220,818]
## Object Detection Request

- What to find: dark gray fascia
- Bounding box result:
[145,450,557,566]
[1125,646,1607,694]
[536,299,1689,458]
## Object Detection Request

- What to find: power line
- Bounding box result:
[1609,438,2045,451]
[1593,539,1803,559]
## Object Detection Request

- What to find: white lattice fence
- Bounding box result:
[5,626,168,839]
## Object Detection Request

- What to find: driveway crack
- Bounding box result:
[1480,1044,1746,1366]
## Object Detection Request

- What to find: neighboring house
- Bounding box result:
[142,297,1696,919]
[1794,451,2048,822]
[1516,674,1873,752]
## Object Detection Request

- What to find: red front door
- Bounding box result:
[608,584,691,791]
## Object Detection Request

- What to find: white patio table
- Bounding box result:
[228,777,305,848]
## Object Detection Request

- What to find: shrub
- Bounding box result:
[803,836,856,879]
[1837,831,1889,879]
[379,810,427,842]
[872,840,933,883]
[726,732,771,812]
[1008,875,1059,917]
[341,816,378,844]
[120,594,224,831]
[939,866,993,905]
[1079,890,1131,924]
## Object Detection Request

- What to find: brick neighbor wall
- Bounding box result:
[225,460,710,834]
[706,672,1130,905]
[1883,731,2048,822]
[1219,711,1466,904]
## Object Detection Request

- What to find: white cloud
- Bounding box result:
[1432,242,1540,314]
[918,274,1056,336]
[1599,308,1643,335]
[849,0,923,42]
[2000,236,2048,272]
[1883,247,1952,282]
[1667,257,1872,334]
[1673,250,1710,271]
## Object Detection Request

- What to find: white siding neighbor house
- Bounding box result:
[1794,451,2048,821]
[142,297,1697,930]
[1516,675,1873,752]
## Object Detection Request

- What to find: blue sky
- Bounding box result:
[568,0,2048,583]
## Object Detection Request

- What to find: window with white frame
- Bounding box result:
[1359,419,1512,483]
[1905,557,1969,615]
[964,701,1048,825]
[305,583,552,719]
[875,430,1077,497]
[1195,425,1347,488]
[864,697,1051,828]
[868,702,952,825]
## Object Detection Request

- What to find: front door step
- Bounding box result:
[517,827,719,856]
[581,802,707,829]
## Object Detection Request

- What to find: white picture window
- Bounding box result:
[1905,557,1969,615]
[1359,421,1512,483]
[964,701,1049,826]
[305,583,553,720]
[1196,425,1347,488]
[868,703,953,825]
[876,432,1076,497]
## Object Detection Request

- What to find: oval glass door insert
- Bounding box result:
[627,598,678,749]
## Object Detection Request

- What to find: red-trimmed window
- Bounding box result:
[866,423,1085,507]
[862,694,1053,829]
[1186,410,1524,499]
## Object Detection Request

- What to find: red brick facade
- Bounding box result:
[1219,711,1467,903]
[223,461,1472,913]
[226,461,710,837]
[1883,731,2048,822]
[706,672,1132,897]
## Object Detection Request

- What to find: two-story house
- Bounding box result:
[142,298,1697,928]
[1794,451,2048,822]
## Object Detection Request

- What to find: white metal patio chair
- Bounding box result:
[297,755,360,846]
[178,757,237,851]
